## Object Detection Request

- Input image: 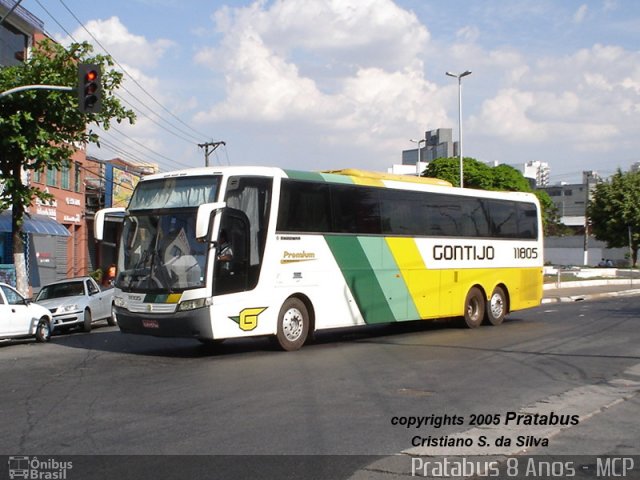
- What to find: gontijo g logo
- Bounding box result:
[229,307,267,331]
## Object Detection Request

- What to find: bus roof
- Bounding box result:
[139,166,538,205]
[322,169,453,187]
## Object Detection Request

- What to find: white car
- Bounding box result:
[34,276,115,333]
[0,283,53,343]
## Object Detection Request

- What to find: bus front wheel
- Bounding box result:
[463,287,485,329]
[275,298,309,351]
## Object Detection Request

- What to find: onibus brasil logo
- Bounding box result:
[8,456,72,479]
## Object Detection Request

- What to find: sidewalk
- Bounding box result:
[542,279,640,304]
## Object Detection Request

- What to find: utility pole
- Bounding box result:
[198,141,226,167]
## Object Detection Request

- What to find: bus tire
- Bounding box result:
[463,287,484,329]
[275,297,309,351]
[485,286,507,326]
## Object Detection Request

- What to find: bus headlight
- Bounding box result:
[178,298,212,312]
[114,296,126,307]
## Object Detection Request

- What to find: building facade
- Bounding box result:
[541,171,601,228]
[401,128,458,166]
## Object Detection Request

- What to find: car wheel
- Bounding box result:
[35,318,51,342]
[463,287,485,329]
[485,286,507,326]
[107,303,117,326]
[83,309,92,332]
[274,297,309,351]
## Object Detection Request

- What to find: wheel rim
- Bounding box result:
[39,322,49,339]
[282,307,304,342]
[467,297,480,322]
[490,293,504,318]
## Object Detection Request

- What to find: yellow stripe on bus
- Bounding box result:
[385,237,436,319]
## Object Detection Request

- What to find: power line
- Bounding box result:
[31,0,203,171]
[56,0,211,142]
[97,128,193,171]
[114,92,202,145]
[33,0,206,145]
[106,126,188,167]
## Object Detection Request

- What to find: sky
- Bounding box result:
[23,0,640,183]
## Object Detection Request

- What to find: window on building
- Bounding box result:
[0,23,27,67]
[46,166,57,187]
[61,161,70,190]
[33,169,42,184]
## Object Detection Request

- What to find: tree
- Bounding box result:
[587,169,640,267]
[0,40,135,294]
[424,157,564,236]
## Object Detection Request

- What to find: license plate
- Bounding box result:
[142,319,159,329]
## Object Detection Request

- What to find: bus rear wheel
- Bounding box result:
[275,298,309,351]
[463,287,485,329]
[485,286,507,326]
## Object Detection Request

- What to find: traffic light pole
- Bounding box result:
[0,84,73,99]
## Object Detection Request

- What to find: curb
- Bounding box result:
[542,288,640,304]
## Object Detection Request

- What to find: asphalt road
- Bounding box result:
[1,296,639,478]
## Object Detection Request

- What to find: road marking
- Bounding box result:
[404,362,640,456]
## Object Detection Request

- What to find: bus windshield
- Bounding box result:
[116,211,208,292]
[128,176,220,210]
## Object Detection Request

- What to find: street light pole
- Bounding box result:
[410,138,426,176]
[446,70,472,188]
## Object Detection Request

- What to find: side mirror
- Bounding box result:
[94,207,126,241]
[196,202,226,242]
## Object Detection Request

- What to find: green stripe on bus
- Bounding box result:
[319,173,354,184]
[358,237,420,321]
[284,170,326,182]
[325,235,395,324]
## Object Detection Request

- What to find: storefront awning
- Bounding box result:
[0,211,71,237]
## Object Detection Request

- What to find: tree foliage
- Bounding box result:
[0,40,135,212]
[0,39,135,292]
[587,169,640,266]
[424,157,565,236]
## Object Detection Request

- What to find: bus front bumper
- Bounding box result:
[115,307,214,340]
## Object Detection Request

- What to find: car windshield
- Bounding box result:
[36,281,84,300]
[116,210,208,292]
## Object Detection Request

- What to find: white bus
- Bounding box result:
[94,166,543,351]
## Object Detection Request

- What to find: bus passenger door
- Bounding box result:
[214,209,250,295]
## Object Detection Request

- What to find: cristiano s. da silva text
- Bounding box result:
[391,411,579,449]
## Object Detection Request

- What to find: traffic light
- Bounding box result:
[77,63,102,113]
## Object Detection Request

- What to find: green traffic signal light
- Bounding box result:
[77,63,102,113]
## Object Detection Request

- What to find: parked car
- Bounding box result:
[0,283,53,343]
[34,276,116,333]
